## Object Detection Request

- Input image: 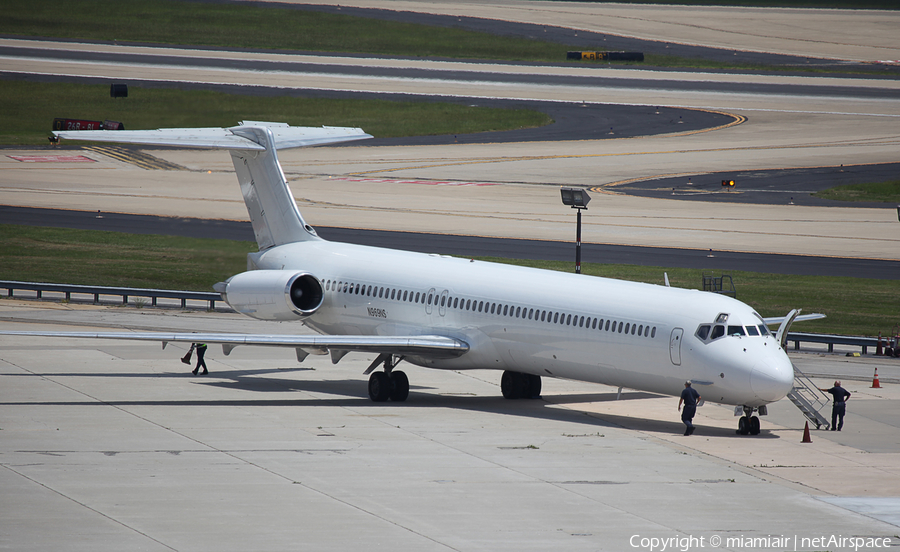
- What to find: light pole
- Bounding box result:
[560,188,591,274]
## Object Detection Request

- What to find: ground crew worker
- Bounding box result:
[819,380,850,431]
[678,381,701,436]
[192,342,208,375]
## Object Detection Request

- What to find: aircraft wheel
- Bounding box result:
[737,416,751,435]
[501,371,531,399]
[390,370,409,402]
[501,371,519,399]
[527,374,542,399]
[749,416,761,435]
[368,371,391,402]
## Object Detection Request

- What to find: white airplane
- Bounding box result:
[1,121,823,435]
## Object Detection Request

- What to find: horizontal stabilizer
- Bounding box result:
[0,331,468,358]
[763,313,826,325]
[54,121,372,151]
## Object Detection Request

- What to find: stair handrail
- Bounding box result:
[790,362,831,429]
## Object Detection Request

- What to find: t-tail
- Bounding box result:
[54,121,373,250]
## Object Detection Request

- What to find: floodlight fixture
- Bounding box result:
[560,187,591,209]
[560,188,591,274]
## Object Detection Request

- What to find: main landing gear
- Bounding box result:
[501,370,542,400]
[736,405,763,435]
[366,354,409,402]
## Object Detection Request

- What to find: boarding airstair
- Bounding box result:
[786,362,831,430]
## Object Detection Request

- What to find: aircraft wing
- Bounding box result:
[54,121,373,150]
[763,313,826,325]
[0,331,468,358]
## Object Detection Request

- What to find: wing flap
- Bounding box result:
[0,331,468,357]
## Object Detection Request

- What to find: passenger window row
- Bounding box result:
[323,279,657,339]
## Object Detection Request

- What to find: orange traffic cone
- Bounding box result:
[872,368,881,388]
[802,421,812,443]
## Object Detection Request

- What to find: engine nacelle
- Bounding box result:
[217,270,323,321]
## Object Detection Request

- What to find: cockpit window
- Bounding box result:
[696,325,711,340]
[699,319,765,343]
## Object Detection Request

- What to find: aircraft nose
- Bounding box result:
[750,355,795,403]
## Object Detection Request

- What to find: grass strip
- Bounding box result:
[1,224,894,337]
[0,224,255,292]
[812,180,900,203]
[0,81,551,146]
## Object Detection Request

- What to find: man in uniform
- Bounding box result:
[819,380,851,431]
[678,381,701,436]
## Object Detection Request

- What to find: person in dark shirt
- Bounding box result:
[819,381,851,431]
[678,381,701,436]
[192,342,208,375]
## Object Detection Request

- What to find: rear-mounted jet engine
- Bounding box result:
[215,270,323,321]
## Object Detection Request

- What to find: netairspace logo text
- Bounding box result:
[629,534,892,552]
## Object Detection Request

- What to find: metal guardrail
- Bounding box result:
[786,332,879,355]
[0,280,221,310]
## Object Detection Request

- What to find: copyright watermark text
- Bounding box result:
[629,534,892,552]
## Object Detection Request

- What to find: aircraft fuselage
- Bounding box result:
[251,239,794,408]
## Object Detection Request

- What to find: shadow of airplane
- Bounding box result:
[2,367,779,438]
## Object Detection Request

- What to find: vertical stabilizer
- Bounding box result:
[229,126,319,249]
[52,121,372,250]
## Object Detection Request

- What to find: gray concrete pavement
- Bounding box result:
[1,300,898,551]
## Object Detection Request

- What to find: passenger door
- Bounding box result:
[669,328,683,366]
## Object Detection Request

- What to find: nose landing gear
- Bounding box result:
[737,405,764,435]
